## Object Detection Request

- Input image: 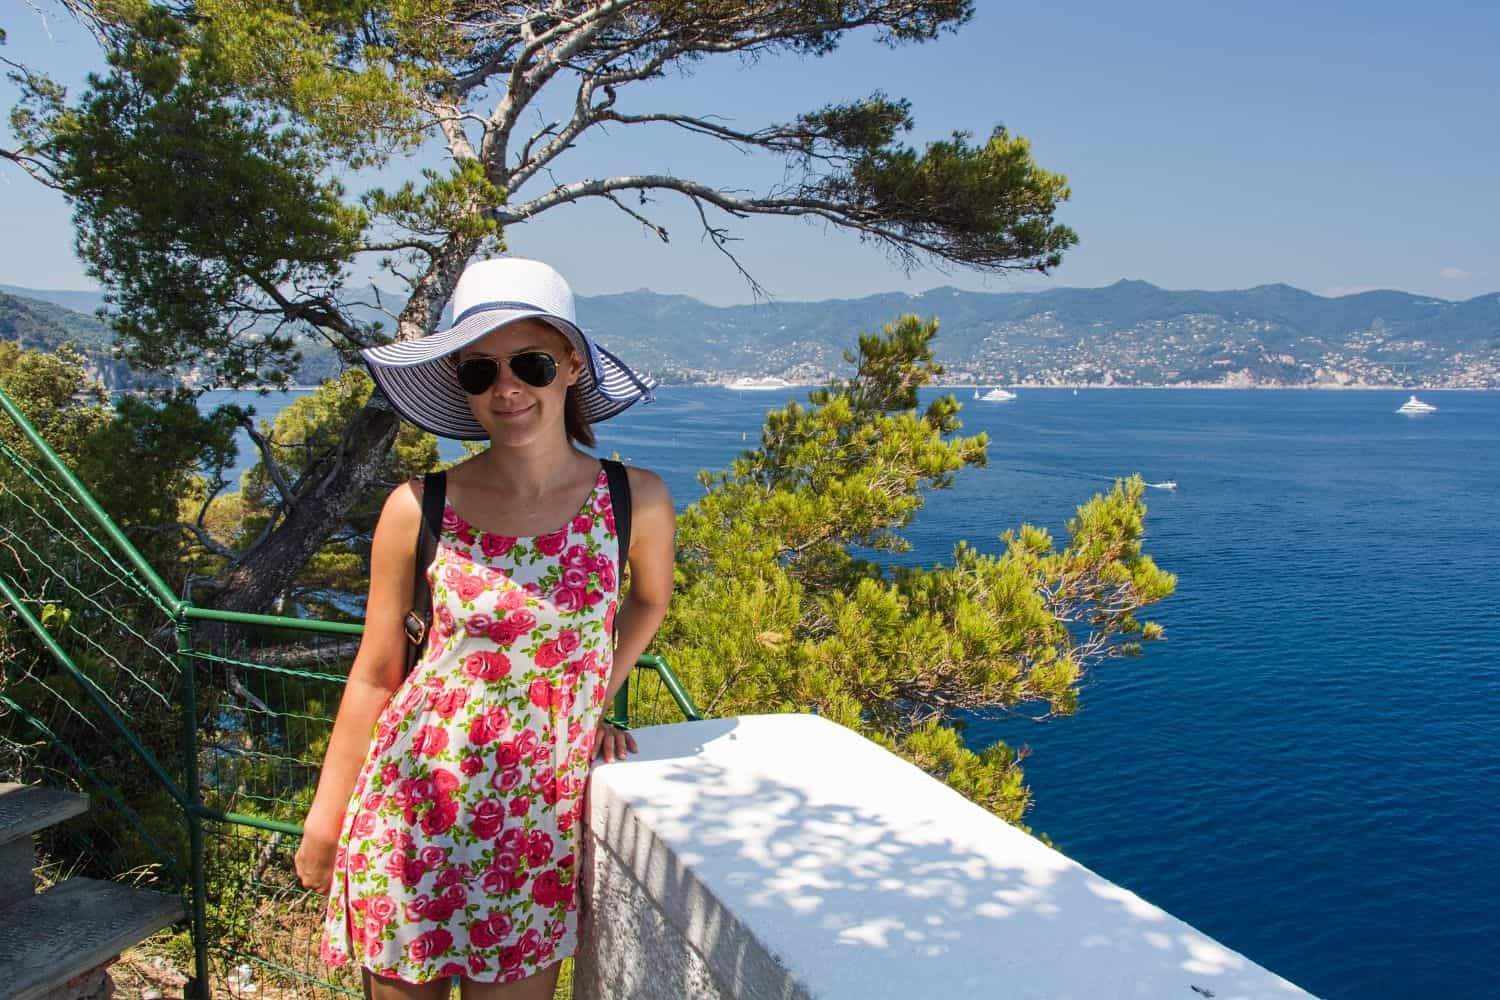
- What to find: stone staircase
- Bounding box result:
[0,784,184,1000]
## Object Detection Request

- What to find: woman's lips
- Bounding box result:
[491,403,536,419]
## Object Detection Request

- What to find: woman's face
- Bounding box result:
[457,318,582,447]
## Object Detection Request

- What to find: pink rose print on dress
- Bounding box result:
[487,611,535,646]
[368,895,398,927]
[385,854,425,888]
[495,740,522,768]
[411,726,449,757]
[534,639,567,669]
[421,798,458,837]
[453,572,487,604]
[408,928,454,963]
[526,830,554,868]
[480,533,517,559]
[467,706,510,747]
[351,811,378,838]
[471,798,505,840]
[321,470,619,982]
[430,687,468,719]
[432,605,456,648]
[528,678,554,708]
[530,868,567,907]
[471,913,512,948]
[462,649,511,682]
[536,528,568,556]
[562,565,590,591]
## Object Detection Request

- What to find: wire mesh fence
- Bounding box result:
[0,380,702,997]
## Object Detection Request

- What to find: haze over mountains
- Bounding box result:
[3,280,1497,390]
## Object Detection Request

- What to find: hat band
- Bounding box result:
[452,299,556,326]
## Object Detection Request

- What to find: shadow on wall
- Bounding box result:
[583,715,1309,1000]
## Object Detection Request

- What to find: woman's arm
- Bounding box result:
[596,467,675,762]
[294,482,422,892]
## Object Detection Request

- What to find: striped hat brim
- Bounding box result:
[360,307,655,440]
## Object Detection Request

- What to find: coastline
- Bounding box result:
[120,382,1494,394]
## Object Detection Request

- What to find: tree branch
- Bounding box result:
[236,413,299,511]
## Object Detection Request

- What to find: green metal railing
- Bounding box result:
[0,381,701,997]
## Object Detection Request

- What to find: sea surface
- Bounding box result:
[205,386,1500,999]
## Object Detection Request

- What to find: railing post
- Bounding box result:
[611,673,631,728]
[176,615,212,999]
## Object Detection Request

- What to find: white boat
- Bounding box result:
[1148,480,1178,490]
[974,387,1017,402]
[1396,395,1437,414]
[724,376,795,391]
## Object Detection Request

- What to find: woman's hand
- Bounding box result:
[295,831,338,895]
[594,721,638,764]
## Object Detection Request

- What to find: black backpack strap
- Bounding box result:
[601,459,632,572]
[403,471,446,674]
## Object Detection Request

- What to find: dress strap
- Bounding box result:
[601,460,631,562]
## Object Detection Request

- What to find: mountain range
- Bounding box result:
[3,279,1497,389]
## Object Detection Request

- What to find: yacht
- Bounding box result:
[724,376,795,391]
[973,387,1018,402]
[1396,395,1437,414]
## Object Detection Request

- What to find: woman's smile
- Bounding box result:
[490,402,537,419]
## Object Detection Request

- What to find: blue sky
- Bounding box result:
[2,1,1497,305]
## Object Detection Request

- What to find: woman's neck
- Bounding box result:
[470,440,593,500]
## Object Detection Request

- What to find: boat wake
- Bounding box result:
[1000,467,1178,491]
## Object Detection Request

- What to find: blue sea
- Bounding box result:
[210,386,1500,999]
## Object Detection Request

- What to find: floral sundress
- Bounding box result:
[320,467,619,983]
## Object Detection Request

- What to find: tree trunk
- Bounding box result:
[203,236,479,616]
[209,399,401,614]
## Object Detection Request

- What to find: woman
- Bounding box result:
[295,257,674,999]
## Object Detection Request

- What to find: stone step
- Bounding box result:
[0,785,90,907]
[0,876,183,1000]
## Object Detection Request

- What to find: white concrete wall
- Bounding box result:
[576,714,1314,1000]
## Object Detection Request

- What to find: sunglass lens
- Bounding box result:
[456,358,499,395]
[508,351,558,388]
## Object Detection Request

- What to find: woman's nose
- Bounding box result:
[489,359,525,393]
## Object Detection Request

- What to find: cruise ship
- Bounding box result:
[724,376,796,391]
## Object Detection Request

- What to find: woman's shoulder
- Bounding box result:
[384,478,425,520]
[620,463,672,510]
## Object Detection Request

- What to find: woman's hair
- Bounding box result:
[564,384,595,449]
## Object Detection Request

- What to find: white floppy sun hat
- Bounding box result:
[361,257,656,440]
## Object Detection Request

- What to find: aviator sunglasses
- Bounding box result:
[455,350,560,394]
